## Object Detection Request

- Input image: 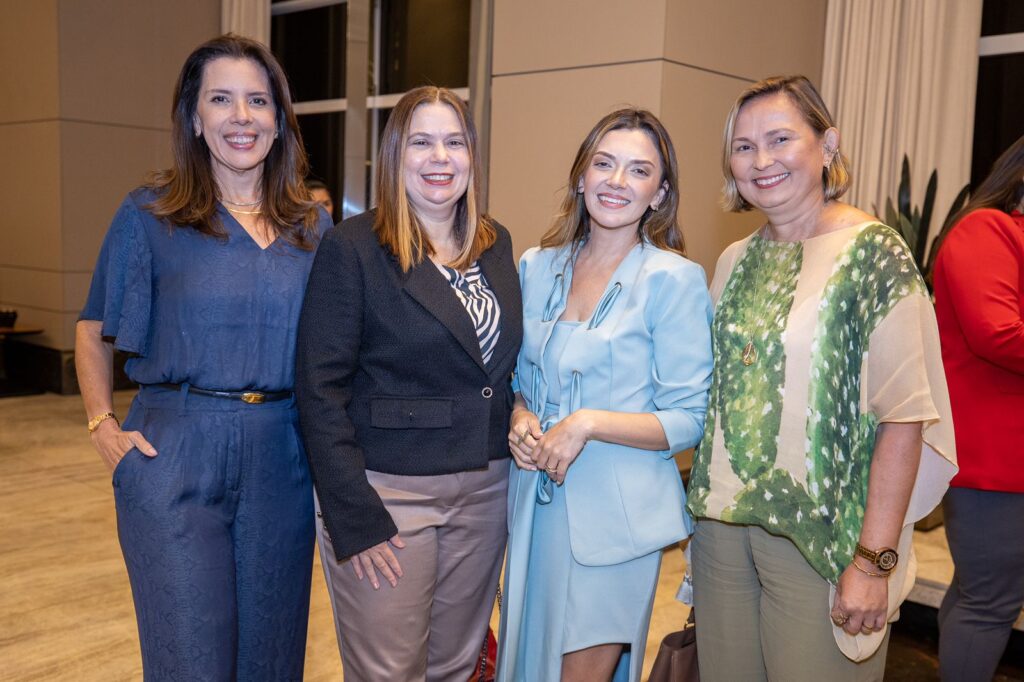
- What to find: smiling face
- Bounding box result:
[581,128,667,235]
[402,102,471,224]
[194,57,277,189]
[729,92,836,215]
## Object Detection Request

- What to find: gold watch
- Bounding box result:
[855,543,898,572]
[87,411,118,434]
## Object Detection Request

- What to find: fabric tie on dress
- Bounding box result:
[536,371,582,504]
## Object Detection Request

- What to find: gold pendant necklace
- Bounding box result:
[742,341,757,366]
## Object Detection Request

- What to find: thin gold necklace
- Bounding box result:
[222,197,262,207]
[741,223,773,366]
[226,206,263,215]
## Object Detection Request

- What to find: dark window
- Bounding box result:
[298,112,345,219]
[981,0,1024,36]
[379,0,470,94]
[271,5,347,102]
[971,53,1024,185]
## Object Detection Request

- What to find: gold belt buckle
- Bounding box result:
[241,391,266,404]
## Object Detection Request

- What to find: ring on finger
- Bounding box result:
[545,466,557,475]
[516,430,527,444]
[831,612,849,627]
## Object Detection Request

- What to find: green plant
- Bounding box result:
[883,155,970,289]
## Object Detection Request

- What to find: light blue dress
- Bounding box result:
[497,241,714,681]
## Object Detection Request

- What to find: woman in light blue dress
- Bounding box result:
[496,109,713,681]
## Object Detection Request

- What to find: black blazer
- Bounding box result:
[295,210,523,560]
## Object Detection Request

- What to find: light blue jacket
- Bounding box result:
[509,240,713,565]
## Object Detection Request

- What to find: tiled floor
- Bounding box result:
[1,390,1021,680]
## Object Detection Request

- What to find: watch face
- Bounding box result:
[878,549,898,571]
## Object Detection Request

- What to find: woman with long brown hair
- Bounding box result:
[933,134,1024,681]
[496,109,713,682]
[295,86,522,680]
[76,34,329,678]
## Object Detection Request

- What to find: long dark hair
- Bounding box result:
[542,108,685,257]
[948,134,1024,228]
[147,34,319,249]
[373,86,494,271]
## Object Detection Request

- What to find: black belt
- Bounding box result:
[155,383,293,404]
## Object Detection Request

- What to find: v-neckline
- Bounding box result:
[221,205,278,251]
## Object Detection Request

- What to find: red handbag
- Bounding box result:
[468,627,497,682]
[468,588,501,682]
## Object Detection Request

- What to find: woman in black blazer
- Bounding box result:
[296,86,522,681]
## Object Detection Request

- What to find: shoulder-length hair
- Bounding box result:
[948,133,1024,227]
[721,75,852,213]
[146,33,319,249]
[541,108,685,257]
[374,86,494,272]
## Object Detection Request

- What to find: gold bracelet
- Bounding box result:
[851,558,890,578]
[87,411,118,434]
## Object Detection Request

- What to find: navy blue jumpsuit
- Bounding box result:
[81,188,331,680]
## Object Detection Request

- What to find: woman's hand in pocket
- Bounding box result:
[91,418,157,472]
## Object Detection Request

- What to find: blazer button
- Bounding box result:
[481,387,493,398]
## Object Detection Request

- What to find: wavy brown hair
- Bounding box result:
[374,86,494,272]
[146,34,319,249]
[721,75,851,213]
[948,133,1024,227]
[541,108,685,257]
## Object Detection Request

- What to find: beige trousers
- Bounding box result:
[316,459,509,682]
[691,519,889,682]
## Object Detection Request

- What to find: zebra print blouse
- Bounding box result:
[436,261,502,364]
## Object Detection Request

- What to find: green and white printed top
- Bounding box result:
[688,222,957,584]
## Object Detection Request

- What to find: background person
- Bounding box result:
[306,177,334,220]
[497,109,713,682]
[933,133,1024,682]
[75,34,329,679]
[686,75,957,681]
[295,86,522,681]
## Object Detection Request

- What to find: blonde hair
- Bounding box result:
[373,86,495,272]
[542,108,685,257]
[721,75,851,213]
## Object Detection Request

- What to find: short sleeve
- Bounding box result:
[865,291,957,519]
[80,196,153,355]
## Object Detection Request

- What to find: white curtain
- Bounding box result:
[221,0,270,44]
[821,0,982,244]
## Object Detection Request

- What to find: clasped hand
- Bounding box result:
[507,408,589,485]
[830,559,889,636]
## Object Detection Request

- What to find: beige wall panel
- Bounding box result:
[0,267,63,314]
[490,62,664,256]
[664,0,826,84]
[60,121,171,273]
[0,1,59,123]
[58,0,220,128]
[492,0,666,75]
[63,271,94,317]
[660,64,760,276]
[0,122,62,271]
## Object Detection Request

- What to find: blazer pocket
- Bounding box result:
[370,397,454,429]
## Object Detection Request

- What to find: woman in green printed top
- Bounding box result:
[686,75,957,681]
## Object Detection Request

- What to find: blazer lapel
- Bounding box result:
[402,260,487,371]
[478,244,523,376]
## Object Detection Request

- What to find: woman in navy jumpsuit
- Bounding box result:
[75,35,330,680]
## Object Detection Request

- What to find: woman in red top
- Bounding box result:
[933,134,1024,681]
